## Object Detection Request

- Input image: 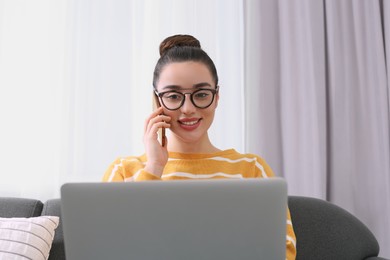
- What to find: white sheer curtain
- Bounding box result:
[0,0,389,257]
[0,0,245,196]
[0,0,67,199]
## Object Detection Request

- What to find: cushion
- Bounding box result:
[0,216,59,260]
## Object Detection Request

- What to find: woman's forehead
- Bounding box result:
[157,61,214,87]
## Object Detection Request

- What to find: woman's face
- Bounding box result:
[155,61,219,145]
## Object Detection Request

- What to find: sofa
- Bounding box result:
[0,197,64,260]
[0,196,388,260]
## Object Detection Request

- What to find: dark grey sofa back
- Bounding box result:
[0,197,43,218]
[1,196,387,260]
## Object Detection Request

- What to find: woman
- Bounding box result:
[103,34,297,259]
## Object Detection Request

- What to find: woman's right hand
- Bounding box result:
[143,107,171,177]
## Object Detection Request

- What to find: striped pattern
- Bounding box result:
[0,216,59,260]
[162,172,244,179]
[103,149,297,259]
[103,149,270,182]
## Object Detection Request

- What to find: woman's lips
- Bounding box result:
[178,118,202,130]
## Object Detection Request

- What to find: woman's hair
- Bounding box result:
[153,34,219,88]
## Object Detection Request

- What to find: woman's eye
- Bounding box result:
[194,92,209,99]
[166,93,182,100]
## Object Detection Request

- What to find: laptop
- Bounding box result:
[61,178,287,260]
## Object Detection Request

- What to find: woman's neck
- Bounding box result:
[167,133,220,154]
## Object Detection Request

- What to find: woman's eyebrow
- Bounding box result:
[193,82,212,88]
[162,85,182,90]
[162,82,212,91]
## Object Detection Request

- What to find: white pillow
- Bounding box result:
[0,216,59,260]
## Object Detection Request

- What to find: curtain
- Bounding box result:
[244,0,390,257]
[0,0,245,197]
[0,0,67,199]
[0,0,389,257]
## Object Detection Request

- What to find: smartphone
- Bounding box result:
[153,91,166,146]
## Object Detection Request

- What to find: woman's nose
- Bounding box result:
[180,94,196,114]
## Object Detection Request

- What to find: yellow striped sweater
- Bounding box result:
[103,149,297,259]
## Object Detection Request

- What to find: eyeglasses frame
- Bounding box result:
[154,86,219,111]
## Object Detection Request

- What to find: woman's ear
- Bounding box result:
[214,91,220,108]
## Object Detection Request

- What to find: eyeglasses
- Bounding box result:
[154,86,219,111]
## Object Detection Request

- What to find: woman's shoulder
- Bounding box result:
[110,154,147,165]
[222,149,266,161]
[224,149,275,178]
[103,154,148,182]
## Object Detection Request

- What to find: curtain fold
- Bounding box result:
[278,0,328,199]
[244,0,284,179]
[325,1,390,256]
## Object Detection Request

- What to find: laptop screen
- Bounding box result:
[61,178,287,260]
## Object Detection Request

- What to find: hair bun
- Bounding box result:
[159,34,201,57]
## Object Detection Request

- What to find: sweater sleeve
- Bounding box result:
[102,156,162,182]
[255,155,297,259]
[102,157,125,182]
[286,209,297,260]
